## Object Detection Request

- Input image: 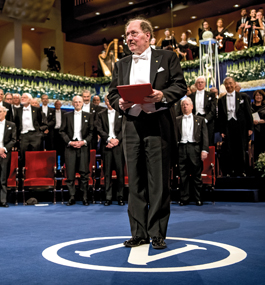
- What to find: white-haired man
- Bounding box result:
[59,96,93,206]
[14,93,47,166]
[175,97,208,206]
[0,106,16,207]
[108,17,186,249]
[176,76,216,146]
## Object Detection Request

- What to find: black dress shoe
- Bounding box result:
[66,199,75,206]
[104,200,112,206]
[152,237,167,249]
[0,202,9,208]
[179,200,189,206]
[124,236,150,247]
[196,200,203,206]
[83,200,89,206]
[118,199,125,206]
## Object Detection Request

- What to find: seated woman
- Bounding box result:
[213,18,227,53]
[245,9,263,47]
[176,33,189,61]
[251,90,265,161]
[161,28,177,50]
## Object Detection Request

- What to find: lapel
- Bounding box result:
[193,115,198,137]
[69,112,74,134]
[31,106,36,121]
[81,111,86,130]
[235,92,241,113]
[3,120,8,138]
[204,91,209,108]
[104,109,109,133]
[150,49,163,86]
[179,117,183,138]
[122,56,132,85]
[223,95,228,115]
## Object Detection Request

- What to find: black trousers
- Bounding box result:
[19,131,42,167]
[178,143,203,202]
[65,146,89,198]
[124,111,171,240]
[0,154,11,203]
[102,145,124,200]
[222,118,246,175]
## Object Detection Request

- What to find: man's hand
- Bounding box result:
[0,153,6,159]
[69,141,85,148]
[248,130,253,136]
[253,120,259,125]
[221,133,225,138]
[109,138,119,147]
[106,142,115,148]
[0,148,5,155]
[201,151,208,161]
[119,98,134,111]
[44,129,49,134]
[143,89,164,103]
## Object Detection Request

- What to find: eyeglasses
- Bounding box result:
[125,31,142,39]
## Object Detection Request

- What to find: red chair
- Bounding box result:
[7,151,19,205]
[186,48,193,60]
[225,41,234,52]
[22,151,57,205]
[61,149,96,204]
[201,146,216,203]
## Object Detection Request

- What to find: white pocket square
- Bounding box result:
[8,127,12,130]
[85,120,88,122]
[157,67,164,73]
[93,110,95,113]
[49,113,52,115]
[208,97,212,100]
[118,115,122,118]
[240,100,244,104]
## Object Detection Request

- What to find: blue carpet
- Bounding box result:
[1,202,265,285]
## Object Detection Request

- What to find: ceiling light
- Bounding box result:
[95,12,100,15]
[31,28,35,31]
[128,2,134,4]
[154,26,159,29]
[233,4,240,8]
[191,16,197,19]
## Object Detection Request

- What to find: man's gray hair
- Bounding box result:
[195,76,206,83]
[22,93,32,101]
[181,96,193,106]
[0,106,8,112]
[223,77,235,84]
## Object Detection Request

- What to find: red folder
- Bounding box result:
[117,83,153,104]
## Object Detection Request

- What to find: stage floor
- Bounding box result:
[1,201,265,285]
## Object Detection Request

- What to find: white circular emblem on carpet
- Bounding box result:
[42,236,247,272]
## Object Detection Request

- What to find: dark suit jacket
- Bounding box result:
[59,111,93,146]
[2,101,13,122]
[108,48,187,112]
[218,92,253,136]
[3,120,16,152]
[175,115,209,152]
[175,91,216,122]
[95,109,123,145]
[42,106,55,130]
[54,109,66,129]
[14,105,47,139]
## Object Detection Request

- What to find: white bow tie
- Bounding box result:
[74,111,81,115]
[184,114,192,119]
[132,53,147,63]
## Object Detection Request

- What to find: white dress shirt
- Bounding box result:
[21,105,35,134]
[55,110,62,129]
[180,114,195,143]
[226,91,237,121]
[83,103,90,113]
[128,46,167,116]
[107,109,116,142]
[195,90,205,115]
[73,110,82,141]
[42,105,48,116]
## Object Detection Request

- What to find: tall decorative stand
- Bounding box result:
[199,38,220,91]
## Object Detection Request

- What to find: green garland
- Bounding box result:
[180,46,265,69]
